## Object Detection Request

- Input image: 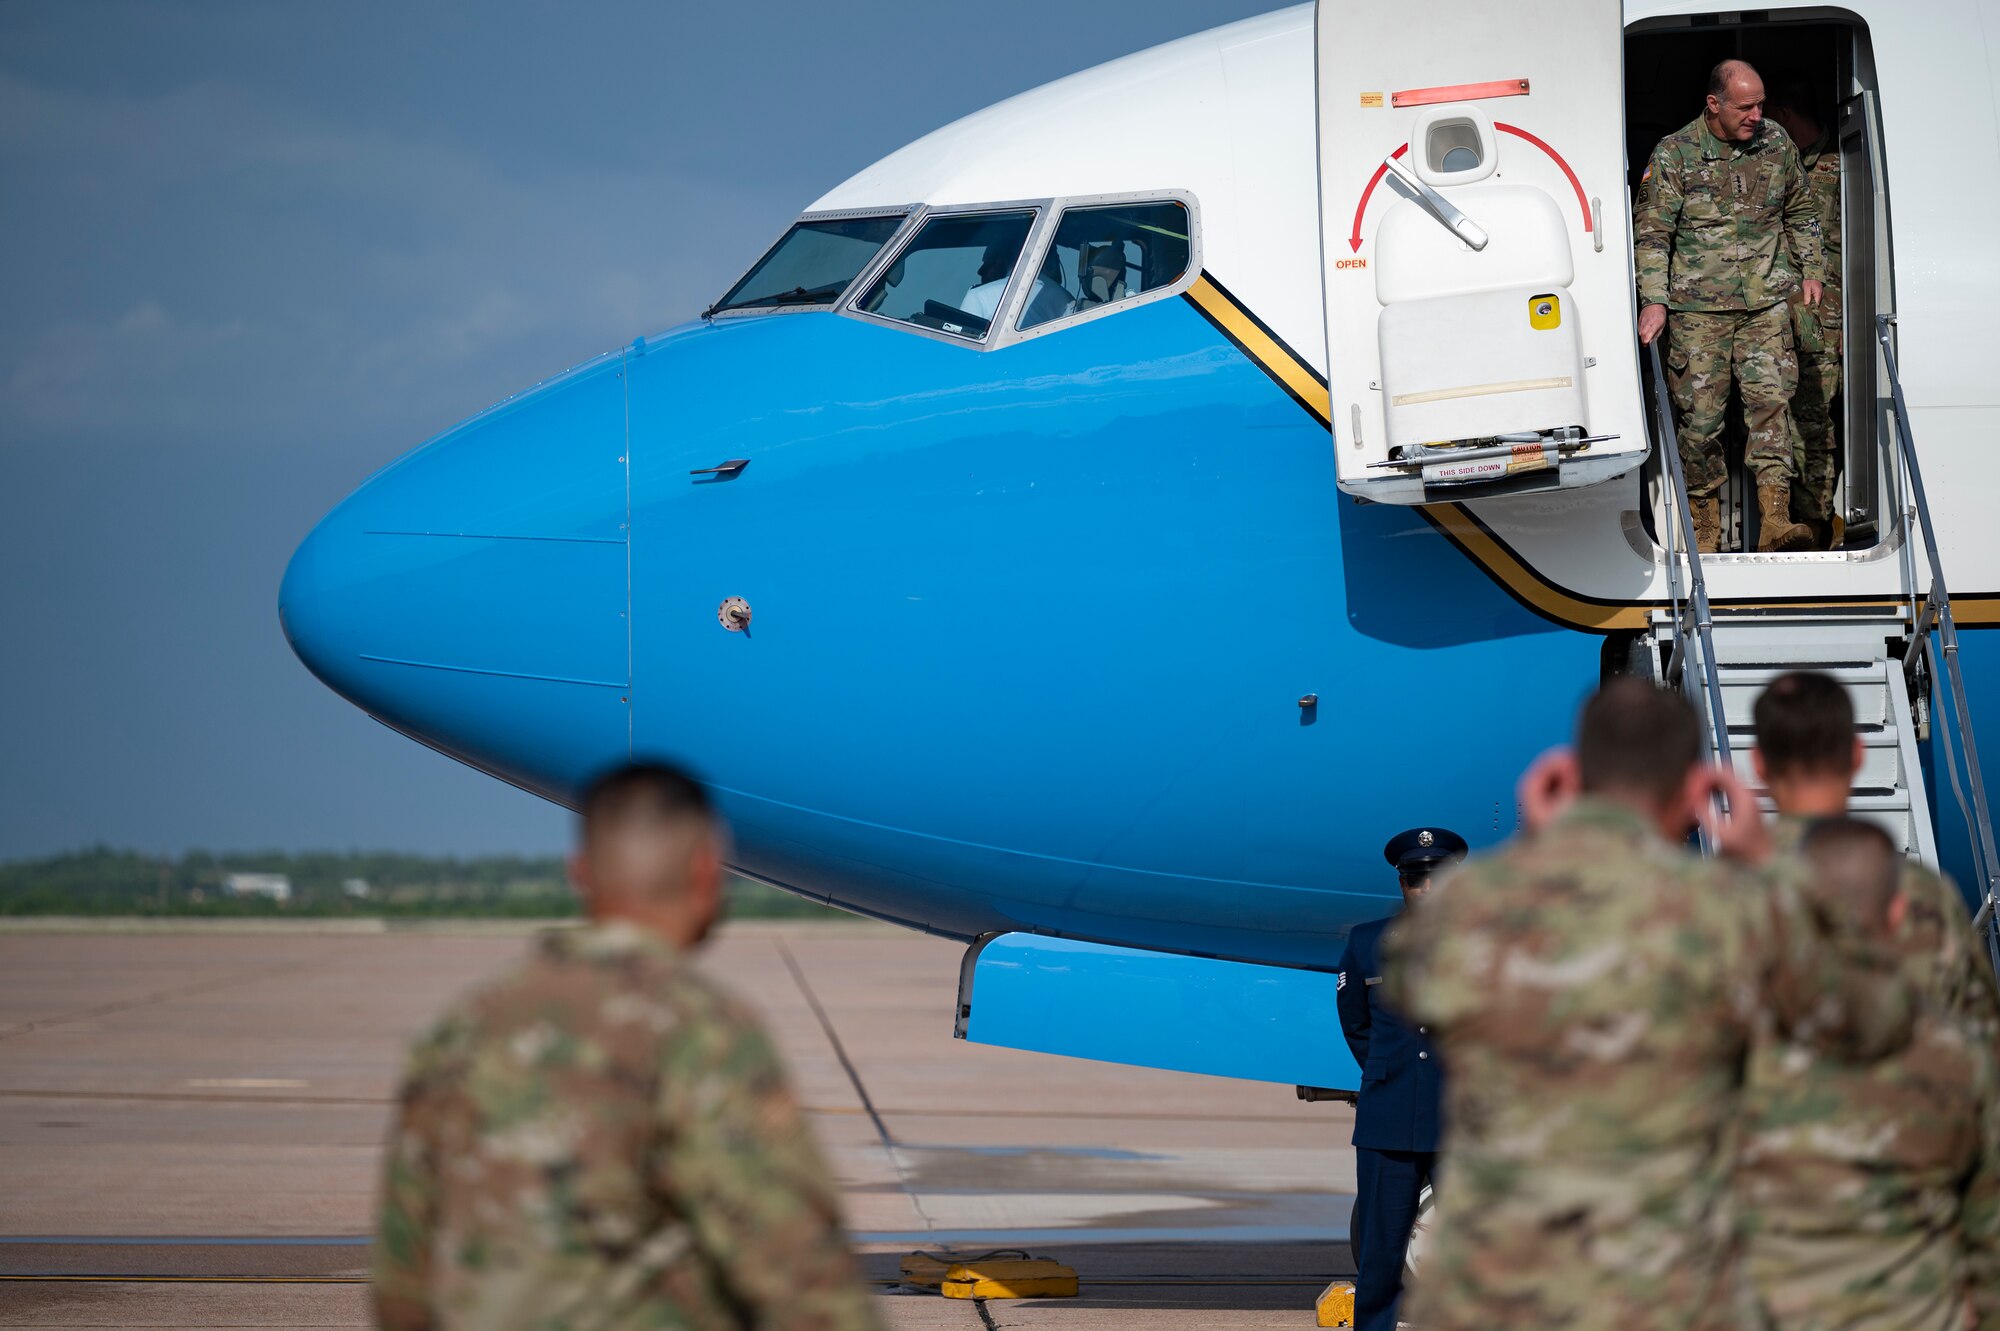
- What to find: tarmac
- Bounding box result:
[0,920,1358,1328]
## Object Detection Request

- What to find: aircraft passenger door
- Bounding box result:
[1837,91,1890,543]
[1315,0,1648,505]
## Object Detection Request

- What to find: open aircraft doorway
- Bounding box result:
[1625,10,1894,561]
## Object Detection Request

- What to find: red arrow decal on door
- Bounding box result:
[1348,126,1593,255]
[1348,144,1409,253]
[1494,122,1593,233]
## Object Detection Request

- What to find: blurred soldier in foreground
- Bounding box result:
[1337,826,1468,1331]
[1739,818,2000,1331]
[1636,59,1823,553]
[1751,669,2000,1035]
[1767,75,1844,550]
[373,763,881,1331]
[1382,679,1911,1331]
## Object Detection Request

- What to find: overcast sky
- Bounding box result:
[0,0,1282,859]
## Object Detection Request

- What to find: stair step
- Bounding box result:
[1697,623,1899,668]
[1717,724,1901,744]
[1747,789,1911,810]
[1749,794,1917,854]
[1709,664,1885,686]
[1710,671,1891,729]
[1727,737,1903,793]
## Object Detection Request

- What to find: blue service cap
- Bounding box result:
[1383,826,1469,873]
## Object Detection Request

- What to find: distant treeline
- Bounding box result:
[0,846,847,920]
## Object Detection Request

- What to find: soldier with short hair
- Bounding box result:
[372,763,882,1331]
[1738,817,2000,1331]
[1767,75,1844,551]
[1637,59,1824,554]
[1750,669,2000,1036]
[1382,679,1912,1331]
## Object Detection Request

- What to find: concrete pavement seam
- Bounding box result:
[773,937,946,1241]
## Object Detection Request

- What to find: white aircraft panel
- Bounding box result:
[1317,0,1649,503]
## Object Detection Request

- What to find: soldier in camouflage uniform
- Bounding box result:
[373,764,882,1331]
[1738,817,2000,1331]
[1750,670,2000,1038]
[1381,679,1913,1331]
[1636,60,1825,554]
[1769,77,1845,549]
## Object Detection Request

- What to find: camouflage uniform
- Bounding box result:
[1636,117,1824,500]
[1975,1149,2000,1331]
[373,921,882,1331]
[1784,138,1843,525]
[1742,818,2000,1330]
[1380,799,1911,1331]
[1907,864,2000,1048]
[1741,1017,2000,1331]
[1770,816,2000,1040]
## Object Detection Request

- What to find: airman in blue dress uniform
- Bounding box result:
[1337,826,1468,1331]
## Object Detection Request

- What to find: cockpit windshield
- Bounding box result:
[851,210,1037,341]
[708,214,905,316]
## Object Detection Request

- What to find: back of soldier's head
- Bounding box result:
[577,763,715,902]
[1801,817,1900,935]
[1753,671,1854,779]
[1576,678,1702,806]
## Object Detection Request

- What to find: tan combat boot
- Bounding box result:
[1756,482,1813,553]
[1691,495,1722,554]
[1791,494,1834,551]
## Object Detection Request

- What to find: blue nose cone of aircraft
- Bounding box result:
[279,351,632,804]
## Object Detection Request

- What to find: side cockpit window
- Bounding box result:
[708,214,906,317]
[852,210,1036,341]
[1019,201,1191,332]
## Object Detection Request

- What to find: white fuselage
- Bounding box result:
[814,0,2000,629]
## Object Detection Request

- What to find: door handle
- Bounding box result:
[689,459,750,478]
[1383,155,1489,251]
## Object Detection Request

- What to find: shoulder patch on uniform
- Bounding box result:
[1337,971,1347,991]
[1642,161,1653,184]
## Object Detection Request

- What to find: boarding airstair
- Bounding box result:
[1645,325,2000,978]
[1656,612,1937,862]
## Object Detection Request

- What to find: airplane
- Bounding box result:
[280,0,2000,1095]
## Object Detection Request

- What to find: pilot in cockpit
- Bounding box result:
[962,243,1072,326]
[959,243,1019,322]
[1076,241,1129,309]
[1018,249,1073,327]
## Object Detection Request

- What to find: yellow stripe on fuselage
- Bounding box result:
[1181,272,2000,631]
[1184,276,1331,425]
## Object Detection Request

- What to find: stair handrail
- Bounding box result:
[1877,313,2000,975]
[1645,340,1734,778]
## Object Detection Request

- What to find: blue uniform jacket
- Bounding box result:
[1336,913,1442,1152]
